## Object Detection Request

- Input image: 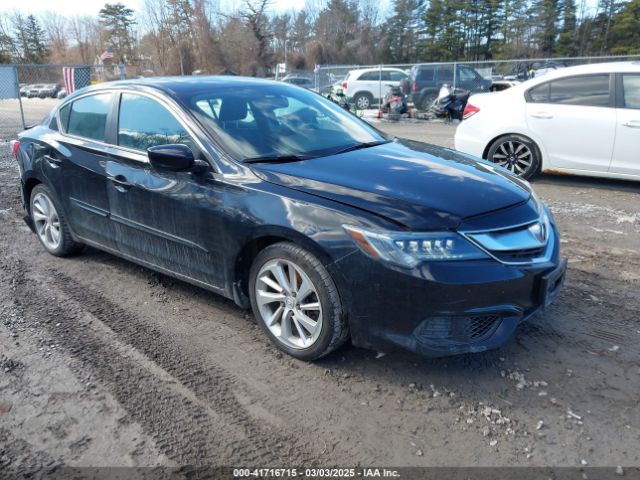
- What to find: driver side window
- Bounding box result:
[118,93,193,151]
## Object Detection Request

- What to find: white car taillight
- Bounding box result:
[10,140,20,156]
[463,103,480,120]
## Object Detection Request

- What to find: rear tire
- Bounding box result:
[486,135,540,180]
[353,92,373,110]
[420,93,436,111]
[249,242,348,361]
[30,184,83,257]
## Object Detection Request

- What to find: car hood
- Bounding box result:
[251,139,532,230]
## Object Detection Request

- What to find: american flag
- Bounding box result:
[100,47,114,61]
[62,67,91,94]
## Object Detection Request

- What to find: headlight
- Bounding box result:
[343,225,488,268]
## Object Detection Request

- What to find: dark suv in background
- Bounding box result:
[409,64,492,110]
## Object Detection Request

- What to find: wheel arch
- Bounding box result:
[417,88,438,109]
[232,227,335,309]
[22,175,43,215]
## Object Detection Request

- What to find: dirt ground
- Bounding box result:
[1,101,639,475]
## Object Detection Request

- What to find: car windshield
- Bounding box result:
[181,83,386,161]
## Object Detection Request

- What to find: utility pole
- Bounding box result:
[284,39,289,74]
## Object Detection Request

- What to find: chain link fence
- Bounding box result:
[315,55,640,111]
[0,63,148,147]
[2,54,640,151]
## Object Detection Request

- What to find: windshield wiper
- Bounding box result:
[243,154,313,164]
[331,140,391,156]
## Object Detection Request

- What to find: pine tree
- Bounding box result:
[99,3,136,62]
[533,0,561,56]
[477,0,505,60]
[290,10,312,52]
[597,0,617,53]
[24,15,48,63]
[419,0,443,60]
[610,0,640,54]
[555,0,578,56]
[381,0,422,63]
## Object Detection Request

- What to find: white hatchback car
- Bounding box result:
[341,68,409,110]
[455,62,640,181]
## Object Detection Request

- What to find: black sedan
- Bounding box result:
[12,77,567,360]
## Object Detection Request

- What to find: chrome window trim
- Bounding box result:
[55,87,217,169]
[56,91,116,150]
[114,90,198,156]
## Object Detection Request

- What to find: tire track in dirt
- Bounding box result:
[0,256,320,467]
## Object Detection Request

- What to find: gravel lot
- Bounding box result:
[1,98,639,475]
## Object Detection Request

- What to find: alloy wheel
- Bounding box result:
[255,258,323,349]
[355,95,370,110]
[491,140,533,175]
[31,192,62,251]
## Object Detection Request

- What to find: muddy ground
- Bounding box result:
[1,104,639,475]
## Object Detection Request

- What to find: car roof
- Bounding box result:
[348,67,407,75]
[532,61,640,79]
[64,75,282,101]
[506,61,640,92]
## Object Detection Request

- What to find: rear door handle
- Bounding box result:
[107,174,132,191]
[622,121,640,129]
[530,112,553,119]
[44,154,63,167]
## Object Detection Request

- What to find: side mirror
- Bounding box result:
[147,144,194,172]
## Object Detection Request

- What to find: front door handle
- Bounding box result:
[530,112,553,119]
[107,174,132,191]
[622,121,640,129]
[44,154,63,167]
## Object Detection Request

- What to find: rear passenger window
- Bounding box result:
[358,71,389,81]
[65,93,111,141]
[549,75,610,107]
[528,83,550,103]
[389,71,407,82]
[418,68,434,81]
[358,72,375,81]
[622,74,640,109]
[118,93,193,151]
[439,68,453,83]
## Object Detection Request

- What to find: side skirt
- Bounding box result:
[76,235,237,303]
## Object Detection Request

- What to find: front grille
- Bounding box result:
[465,215,552,265]
[415,314,502,345]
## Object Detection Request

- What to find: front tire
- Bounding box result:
[30,185,82,256]
[249,242,348,361]
[486,135,540,179]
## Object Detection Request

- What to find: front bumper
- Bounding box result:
[332,227,566,357]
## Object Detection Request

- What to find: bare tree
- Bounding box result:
[41,12,68,63]
[239,0,272,76]
[192,0,223,73]
[0,15,20,62]
[69,16,102,64]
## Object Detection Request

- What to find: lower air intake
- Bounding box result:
[415,314,502,345]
